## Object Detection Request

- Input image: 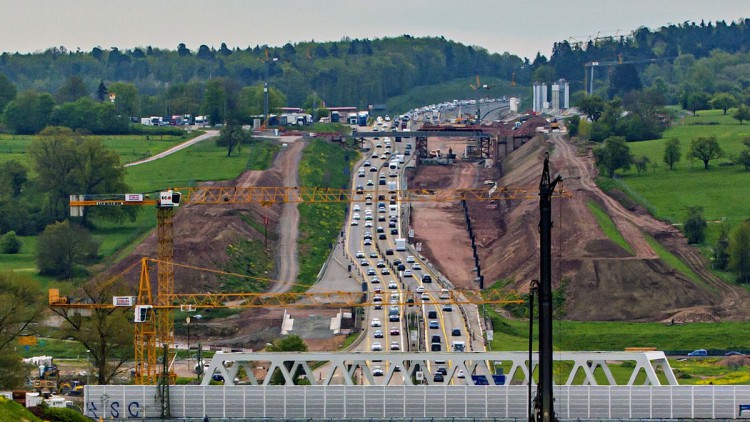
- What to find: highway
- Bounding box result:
[343,116,479,385]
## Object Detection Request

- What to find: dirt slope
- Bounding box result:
[106,141,303,296]
[409,134,750,322]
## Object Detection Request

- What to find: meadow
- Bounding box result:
[615,110,750,231]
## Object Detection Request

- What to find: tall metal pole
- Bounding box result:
[535,153,561,422]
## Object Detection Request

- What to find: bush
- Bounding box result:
[0,231,21,254]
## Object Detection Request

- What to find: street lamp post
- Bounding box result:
[86,350,91,386]
[186,317,191,373]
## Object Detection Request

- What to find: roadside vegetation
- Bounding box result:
[295,138,358,292]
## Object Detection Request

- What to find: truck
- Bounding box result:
[387,181,397,193]
[388,162,398,177]
[357,111,369,126]
[395,238,406,252]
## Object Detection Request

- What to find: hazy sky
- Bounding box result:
[1,0,747,59]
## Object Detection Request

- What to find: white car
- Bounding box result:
[403,270,413,277]
[406,255,415,263]
[353,205,360,212]
[364,221,373,227]
[353,213,360,220]
[390,341,400,350]
[371,342,382,351]
[372,366,384,376]
[413,263,422,271]
[388,281,398,289]
[356,251,365,258]
[351,220,358,226]
[416,286,425,293]
[456,369,465,379]
[371,318,381,327]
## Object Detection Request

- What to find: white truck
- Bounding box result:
[388,181,397,193]
[395,238,406,251]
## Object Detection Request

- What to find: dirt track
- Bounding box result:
[550,134,748,321]
[271,140,304,292]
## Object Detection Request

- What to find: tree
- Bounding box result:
[36,220,99,278]
[709,92,738,115]
[734,104,750,125]
[0,272,44,389]
[217,124,249,157]
[683,206,707,244]
[565,115,580,137]
[663,138,681,170]
[607,63,642,99]
[689,136,724,169]
[593,136,632,177]
[729,221,750,284]
[685,91,710,115]
[738,138,750,170]
[95,80,108,102]
[577,95,605,121]
[714,225,730,270]
[52,284,134,385]
[0,159,27,197]
[202,78,227,125]
[0,231,21,254]
[29,126,132,223]
[633,155,651,175]
[266,335,308,385]
[107,82,140,117]
[55,75,89,104]
[0,73,17,112]
[3,91,55,134]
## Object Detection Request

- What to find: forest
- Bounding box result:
[0,20,748,134]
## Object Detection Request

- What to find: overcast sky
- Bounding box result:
[1,0,747,59]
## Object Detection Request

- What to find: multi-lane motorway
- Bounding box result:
[343,116,480,385]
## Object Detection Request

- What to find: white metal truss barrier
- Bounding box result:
[200,351,677,386]
[84,385,750,420]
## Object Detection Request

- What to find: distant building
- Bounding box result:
[550,79,570,110]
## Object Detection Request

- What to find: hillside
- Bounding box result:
[410,134,749,322]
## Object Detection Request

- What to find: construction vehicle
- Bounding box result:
[59,180,568,386]
[58,380,84,396]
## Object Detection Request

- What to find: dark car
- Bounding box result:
[434,373,444,382]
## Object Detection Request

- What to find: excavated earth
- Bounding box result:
[104,141,310,350]
[409,135,750,322]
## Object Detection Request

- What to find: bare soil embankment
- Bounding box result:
[409,134,749,322]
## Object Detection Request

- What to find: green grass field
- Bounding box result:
[0,133,188,172]
[618,110,750,230]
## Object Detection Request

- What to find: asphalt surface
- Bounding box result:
[312,118,487,385]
